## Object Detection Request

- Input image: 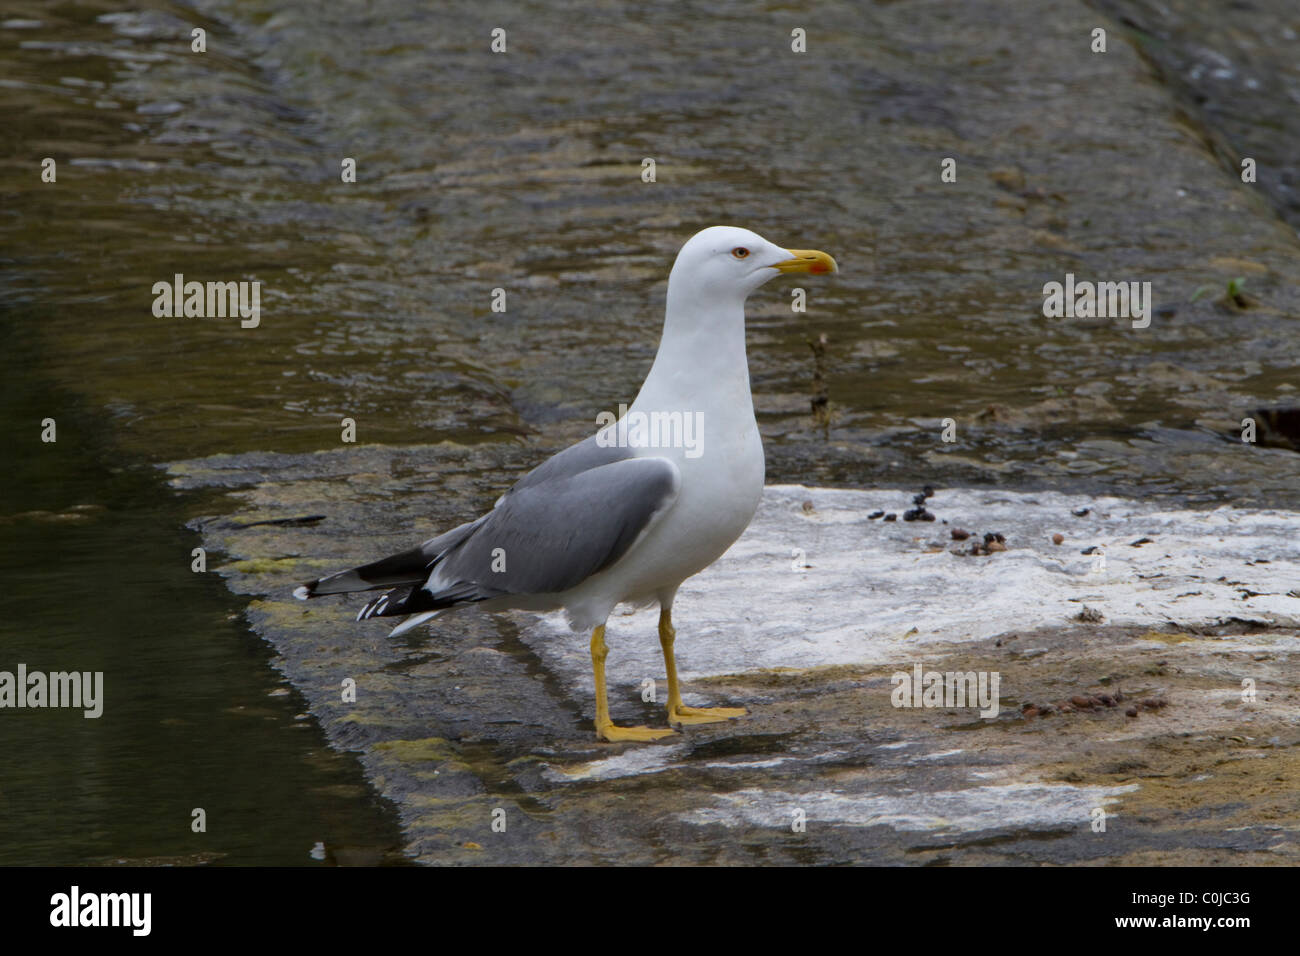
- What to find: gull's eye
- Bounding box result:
[731,247,750,259]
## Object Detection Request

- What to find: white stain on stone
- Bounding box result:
[682,782,1139,833]
[520,486,1300,690]
[546,743,687,782]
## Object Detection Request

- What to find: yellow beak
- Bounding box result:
[772,249,838,275]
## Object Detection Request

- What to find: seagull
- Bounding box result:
[295,226,837,741]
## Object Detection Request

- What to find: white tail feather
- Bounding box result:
[388,611,438,637]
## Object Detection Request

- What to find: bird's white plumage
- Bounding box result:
[534,226,788,629]
[298,226,831,640]
[389,227,794,632]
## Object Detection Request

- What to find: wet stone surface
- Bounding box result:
[5,0,1300,506]
[169,445,1300,865]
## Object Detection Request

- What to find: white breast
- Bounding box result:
[560,384,765,629]
[558,261,768,629]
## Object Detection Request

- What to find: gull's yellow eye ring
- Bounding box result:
[731,247,750,259]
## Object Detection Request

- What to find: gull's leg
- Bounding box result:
[591,625,676,742]
[659,608,746,725]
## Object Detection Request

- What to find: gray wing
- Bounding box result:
[298,433,679,611]
[499,433,629,498]
[428,454,681,598]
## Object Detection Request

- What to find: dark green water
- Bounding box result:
[2,0,1297,864]
[0,305,407,864]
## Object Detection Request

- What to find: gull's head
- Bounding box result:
[668,225,838,309]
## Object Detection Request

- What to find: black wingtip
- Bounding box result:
[357,592,389,620]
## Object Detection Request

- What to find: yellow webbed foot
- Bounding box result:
[596,721,678,742]
[667,704,747,725]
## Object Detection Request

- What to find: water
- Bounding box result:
[0,305,407,864]
[1,0,1297,864]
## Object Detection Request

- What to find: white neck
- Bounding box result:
[632,281,752,412]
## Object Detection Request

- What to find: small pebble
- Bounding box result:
[921,485,935,498]
[1072,507,1090,517]
[951,528,971,541]
[802,500,815,513]
[868,510,884,519]
[1125,707,1139,718]
[883,513,897,522]
[1022,707,1039,719]
[1052,533,1064,545]
[985,540,1006,552]
[1070,695,1094,709]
